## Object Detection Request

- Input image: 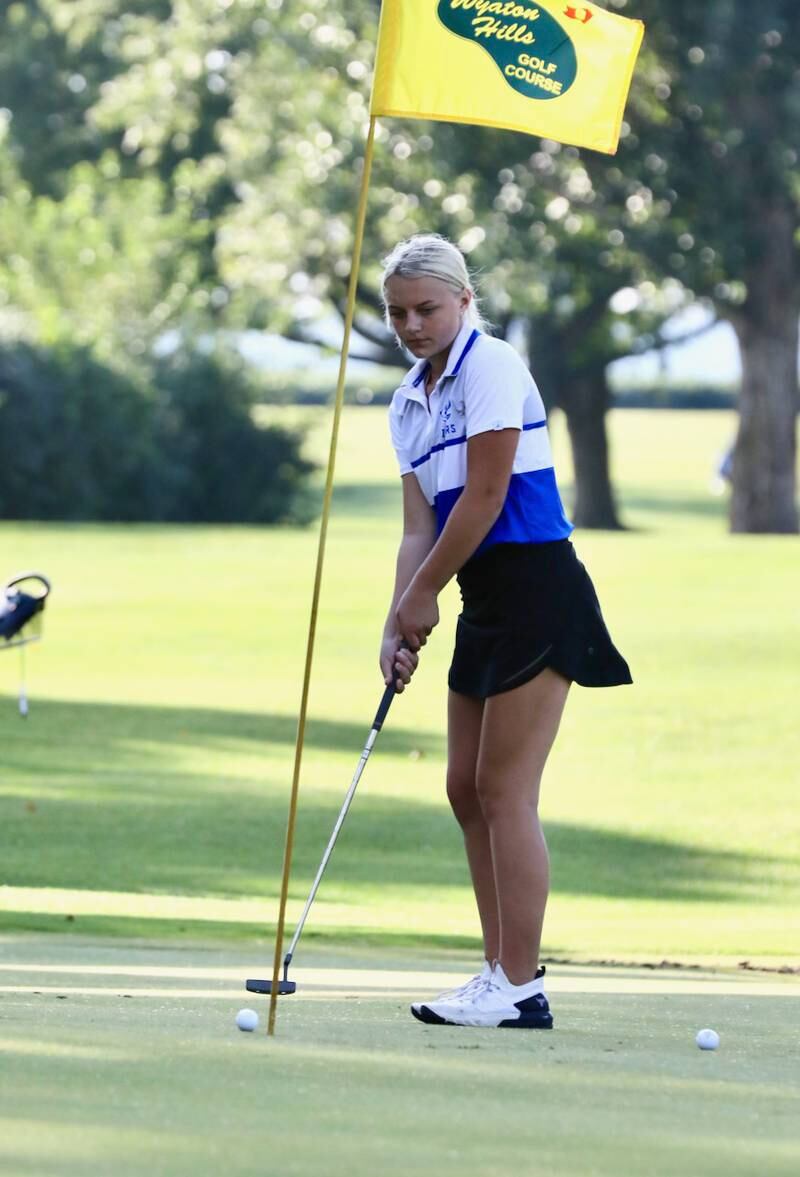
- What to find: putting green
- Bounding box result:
[1,936,798,1177]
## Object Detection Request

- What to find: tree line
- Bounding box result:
[0,0,797,531]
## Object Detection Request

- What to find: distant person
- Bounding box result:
[378,234,632,1029]
[711,442,734,497]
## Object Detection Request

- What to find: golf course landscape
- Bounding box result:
[1,406,798,1175]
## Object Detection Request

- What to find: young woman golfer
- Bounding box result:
[380,234,631,1029]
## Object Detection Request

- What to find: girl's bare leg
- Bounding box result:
[476,668,570,985]
[446,690,498,962]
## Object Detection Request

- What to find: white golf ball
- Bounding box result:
[696,1027,720,1051]
[236,1007,259,1033]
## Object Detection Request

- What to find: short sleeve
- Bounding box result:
[388,393,413,476]
[463,339,529,438]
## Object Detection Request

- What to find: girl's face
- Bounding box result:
[384,275,471,364]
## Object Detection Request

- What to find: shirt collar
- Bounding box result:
[396,322,482,404]
[442,321,481,380]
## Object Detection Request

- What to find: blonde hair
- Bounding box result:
[381,233,488,332]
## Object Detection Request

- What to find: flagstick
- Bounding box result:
[266,116,378,1038]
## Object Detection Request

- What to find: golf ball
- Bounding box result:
[695,1028,720,1051]
[236,1007,259,1033]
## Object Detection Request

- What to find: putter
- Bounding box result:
[246,657,406,996]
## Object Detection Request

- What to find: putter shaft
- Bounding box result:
[246,671,400,996]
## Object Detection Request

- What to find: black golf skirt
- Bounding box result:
[448,540,632,698]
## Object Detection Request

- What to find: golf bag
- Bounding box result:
[1,572,51,715]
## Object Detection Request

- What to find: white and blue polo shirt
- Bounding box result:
[388,322,572,556]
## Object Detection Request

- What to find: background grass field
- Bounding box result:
[2,408,798,963]
[1,407,798,1176]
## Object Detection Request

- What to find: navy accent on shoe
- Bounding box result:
[499,992,553,1029]
[410,1004,450,1026]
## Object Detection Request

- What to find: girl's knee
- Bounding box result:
[446,769,482,828]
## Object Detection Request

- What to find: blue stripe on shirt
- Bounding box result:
[410,419,546,470]
[450,329,480,375]
[434,467,573,547]
[410,433,467,470]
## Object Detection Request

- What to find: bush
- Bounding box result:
[151,348,317,524]
[0,341,316,524]
[0,342,159,521]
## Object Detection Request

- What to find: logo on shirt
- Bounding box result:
[440,399,459,440]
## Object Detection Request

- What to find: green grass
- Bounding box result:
[1,408,798,964]
[1,937,799,1177]
[1,406,799,1176]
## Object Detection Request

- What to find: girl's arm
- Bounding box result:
[380,473,437,690]
[396,428,519,651]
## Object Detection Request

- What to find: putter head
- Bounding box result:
[246,978,297,995]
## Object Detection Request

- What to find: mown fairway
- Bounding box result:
[1,407,798,1176]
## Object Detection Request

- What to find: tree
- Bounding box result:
[0,0,234,357]
[0,2,317,525]
[40,0,692,529]
[628,0,800,532]
[14,2,793,534]
[0,143,206,361]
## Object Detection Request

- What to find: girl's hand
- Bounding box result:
[380,635,419,693]
[396,583,440,653]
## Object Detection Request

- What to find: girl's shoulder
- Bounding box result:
[389,384,411,418]
[467,333,534,382]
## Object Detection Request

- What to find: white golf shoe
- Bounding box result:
[411,961,553,1029]
[410,961,492,1021]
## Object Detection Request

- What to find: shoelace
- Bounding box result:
[435,974,484,1002]
[454,977,497,1005]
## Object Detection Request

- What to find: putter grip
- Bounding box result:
[372,681,396,732]
[373,641,411,731]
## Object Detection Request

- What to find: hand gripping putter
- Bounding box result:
[246,665,403,996]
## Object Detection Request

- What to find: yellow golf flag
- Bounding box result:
[371,0,644,154]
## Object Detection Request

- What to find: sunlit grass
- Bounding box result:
[0,939,798,1177]
[1,407,798,964]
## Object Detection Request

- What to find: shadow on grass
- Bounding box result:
[0,698,789,931]
[618,488,728,519]
[557,483,728,528]
[0,695,444,772]
[0,911,485,951]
